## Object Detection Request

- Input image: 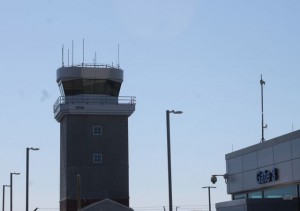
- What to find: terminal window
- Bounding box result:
[248,191,262,199]
[264,185,298,199]
[93,154,102,163]
[93,126,102,135]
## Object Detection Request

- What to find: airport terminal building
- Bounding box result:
[216,130,300,211]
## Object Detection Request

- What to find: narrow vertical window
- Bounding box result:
[93,126,102,135]
[93,154,102,163]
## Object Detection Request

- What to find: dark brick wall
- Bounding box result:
[60,114,130,210]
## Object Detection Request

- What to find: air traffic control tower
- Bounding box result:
[53,63,135,211]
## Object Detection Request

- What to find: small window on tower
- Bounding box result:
[93,126,102,135]
[93,154,102,164]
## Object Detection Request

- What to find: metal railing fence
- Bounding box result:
[53,95,136,112]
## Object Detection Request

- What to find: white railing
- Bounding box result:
[53,95,136,113]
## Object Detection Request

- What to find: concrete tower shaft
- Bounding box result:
[54,64,135,211]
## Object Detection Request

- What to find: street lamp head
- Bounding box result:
[28,147,40,151]
[12,172,20,175]
[169,110,183,114]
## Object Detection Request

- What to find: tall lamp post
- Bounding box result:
[202,186,216,211]
[10,172,20,211]
[166,110,183,211]
[26,147,39,211]
[2,185,10,211]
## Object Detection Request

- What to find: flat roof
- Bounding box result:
[226,129,300,160]
[56,65,123,83]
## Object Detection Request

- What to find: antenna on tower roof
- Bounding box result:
[72,40,74,66]
[68,49,69,66]
[94,52,97,66]
[62,44,64,67]
[82,38,85,67]
[117,43,120,68]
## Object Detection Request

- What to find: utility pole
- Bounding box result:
[202,186,216,211]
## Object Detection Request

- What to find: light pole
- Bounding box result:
[166,110,183,211]
[202,186,216,211]
[26,147,39,211]
[10,172,20,211]
[2,185,10,211]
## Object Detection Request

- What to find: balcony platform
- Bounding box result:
[53,95,136,121]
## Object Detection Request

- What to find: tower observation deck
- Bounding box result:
[53,63,135,211]
[54,64,135,120]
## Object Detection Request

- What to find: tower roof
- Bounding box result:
[57,65,123,83]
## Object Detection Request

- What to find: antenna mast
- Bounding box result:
[117,43,120,68]
[260,74,267,142]
[72,40,74,66]
[82,38,85,66]
[68,49,69,66]
[62,44,64,67]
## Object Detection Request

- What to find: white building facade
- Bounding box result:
[216,130,300,211]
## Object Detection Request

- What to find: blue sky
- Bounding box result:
[0,1,300,210]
